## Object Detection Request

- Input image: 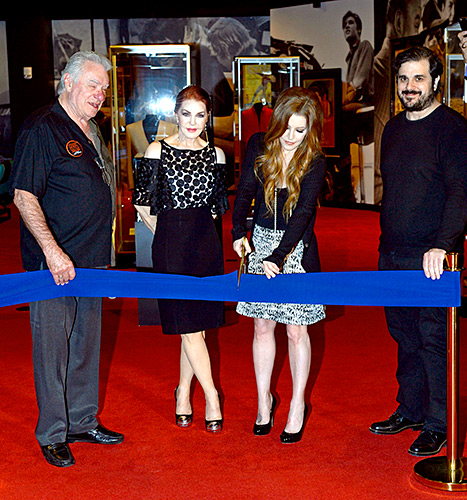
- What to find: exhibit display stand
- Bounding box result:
[109,44,193,324]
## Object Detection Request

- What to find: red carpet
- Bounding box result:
[0,203,466,499]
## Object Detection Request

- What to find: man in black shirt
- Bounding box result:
[369,46,467,456]
[11,51,123,467]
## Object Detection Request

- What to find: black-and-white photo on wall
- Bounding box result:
[0,21,11,160]
[52,17,270,166]
[271,0,375,206]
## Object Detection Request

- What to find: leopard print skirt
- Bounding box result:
[236,225,325,325]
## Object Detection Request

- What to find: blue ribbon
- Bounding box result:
[0,269,460,308]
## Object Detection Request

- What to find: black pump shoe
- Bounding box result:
[280,405,309,444]
[253,394,277,436]
[205,394,223,433]
[205,417,223,433]
[175,387,193,428]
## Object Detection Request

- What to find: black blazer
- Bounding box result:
[231,133,326,272]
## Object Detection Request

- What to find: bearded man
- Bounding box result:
[369,46,467,457]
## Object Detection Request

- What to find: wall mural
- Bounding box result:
[271,0,463,206]
[0,22,11,159]
[50,2,465,210]
[52,17,270,171]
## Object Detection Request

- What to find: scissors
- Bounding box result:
[237,237,248,290]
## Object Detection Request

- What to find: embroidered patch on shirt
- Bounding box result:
[66,140,83,157]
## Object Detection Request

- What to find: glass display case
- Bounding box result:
[232,56,300,176]
[109,44,193,258]
[445,22,467,117]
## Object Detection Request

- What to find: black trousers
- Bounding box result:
[379,251,447,433]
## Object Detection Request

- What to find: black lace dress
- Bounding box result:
[132,140,229,334]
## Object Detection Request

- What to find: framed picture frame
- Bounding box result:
[302,68,342,156]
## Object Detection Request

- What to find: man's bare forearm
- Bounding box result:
[14,189,59,255]
[14,189,75,284]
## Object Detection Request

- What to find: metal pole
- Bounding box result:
[413,252,467,491]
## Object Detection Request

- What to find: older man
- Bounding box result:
[370,46,467,457]
[11,51,123,468]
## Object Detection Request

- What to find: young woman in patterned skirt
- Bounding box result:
[232,87,326,443]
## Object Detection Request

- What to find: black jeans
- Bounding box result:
[379,251,447,433]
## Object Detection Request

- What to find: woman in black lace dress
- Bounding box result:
[133,85,228,432]
[232,87,326,443]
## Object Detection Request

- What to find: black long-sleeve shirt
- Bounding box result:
[379,104,467,257]
[232,132,326,272]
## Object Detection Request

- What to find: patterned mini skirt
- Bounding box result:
[236,225,325,325]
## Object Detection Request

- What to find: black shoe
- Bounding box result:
[205,418,223,433]
[205,394,223,433]
[175,387,193,428]
[280,405,309,444]
[369,411,424,435]
[408,429,447,456]
[253,394,277,436]
[67,424,124,444]
[40,442,75,468]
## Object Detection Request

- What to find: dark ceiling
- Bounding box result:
[3,1,337,20]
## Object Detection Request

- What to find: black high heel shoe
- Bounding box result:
[280,405,309,444]
[253,394,277,436]
[205,394,223,433]
[174,387,192,428]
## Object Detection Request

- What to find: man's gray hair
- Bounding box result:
[57,51,111,95]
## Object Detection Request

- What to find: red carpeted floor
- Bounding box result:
[1,203,466,499]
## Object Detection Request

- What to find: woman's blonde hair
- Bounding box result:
[255,86,323,219]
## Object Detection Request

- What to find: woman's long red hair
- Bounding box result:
[255,86,324,219]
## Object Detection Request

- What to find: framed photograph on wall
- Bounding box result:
[302,68,342,156]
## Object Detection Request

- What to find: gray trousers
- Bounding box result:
[29,296,102,445]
